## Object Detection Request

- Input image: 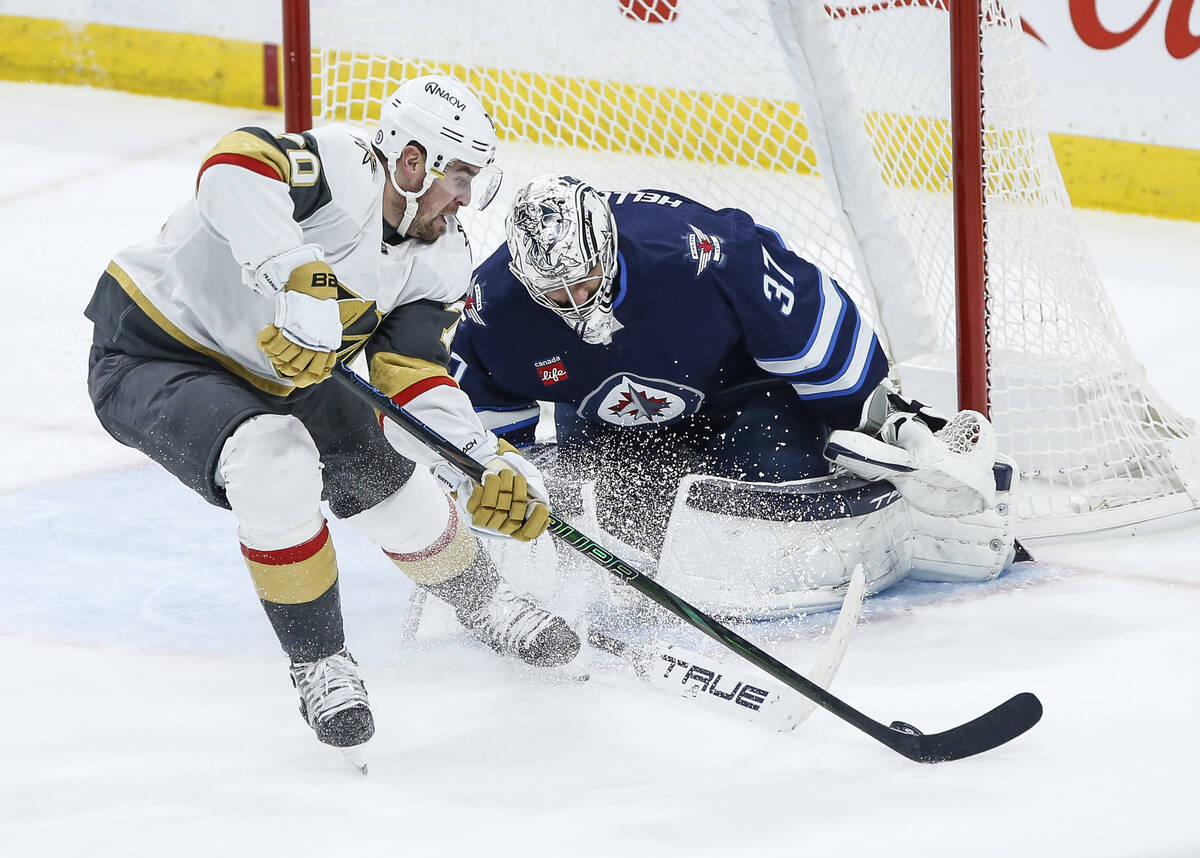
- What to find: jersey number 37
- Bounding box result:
[761,246,795,316]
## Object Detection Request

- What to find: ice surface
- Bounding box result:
[2,82,1198,857]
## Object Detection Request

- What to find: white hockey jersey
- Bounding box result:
[106,123,472,396]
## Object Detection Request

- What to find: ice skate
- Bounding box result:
[289,648,374,748]
[457,582,580,667]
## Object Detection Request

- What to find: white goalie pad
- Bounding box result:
[906,455,1020,583]
[656,473,913,618]
[656,468,1018,619]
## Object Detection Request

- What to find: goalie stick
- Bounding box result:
[589,563,867,731]
[332,363,1042,763]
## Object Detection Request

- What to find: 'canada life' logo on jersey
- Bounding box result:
[684,224,727,277]
[535,356,569,386]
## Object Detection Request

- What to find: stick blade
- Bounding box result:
[895,692,1043,763]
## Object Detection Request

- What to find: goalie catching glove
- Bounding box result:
[825,384,1002,517]
[253,248,343,388]
[435,438,550,542]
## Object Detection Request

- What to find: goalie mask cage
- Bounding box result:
[282,0,1200,539]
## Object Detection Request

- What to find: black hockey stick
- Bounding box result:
[331,363,1042,763]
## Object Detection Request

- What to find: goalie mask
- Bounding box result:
[375,74,503,235]
[505,174,621,346]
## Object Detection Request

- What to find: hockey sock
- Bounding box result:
[241,522,346,662]
[379,495,495,613]
[418,548,500,616]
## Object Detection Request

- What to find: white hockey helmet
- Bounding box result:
[374,74,502,234]
[505,174,621,345]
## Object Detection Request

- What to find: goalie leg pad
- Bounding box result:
[656,473,913,618]
[656,462,1019,618]
[907,454,1019,582]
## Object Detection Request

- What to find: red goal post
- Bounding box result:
[280,0,1199,538]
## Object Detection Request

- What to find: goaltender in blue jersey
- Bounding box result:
[459,182,887,468]
[452,175,1020,614]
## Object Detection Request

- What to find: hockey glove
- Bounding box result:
[826,409,1000,516]
[257,260,343,388]
[466,439,551,542]
[434,438,550,542]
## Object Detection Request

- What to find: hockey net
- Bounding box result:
[299,0,1199,538]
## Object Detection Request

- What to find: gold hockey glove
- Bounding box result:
[258,261,343,387]
[257,325,338,388]
[465,440,551,542]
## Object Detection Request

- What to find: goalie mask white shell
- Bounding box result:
[374,75,502,231]
[505,174,621,345]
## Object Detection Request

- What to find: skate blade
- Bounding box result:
[340,746,368,775]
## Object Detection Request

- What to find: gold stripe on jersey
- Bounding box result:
[106,261,295,397]
[369,353,454,401]
[197,129,291,187]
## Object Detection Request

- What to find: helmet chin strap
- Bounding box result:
[386,155,436,237]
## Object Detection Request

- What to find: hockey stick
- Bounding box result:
[790,562,867,728]
[331,363,1042,763]
[588,563,867,732]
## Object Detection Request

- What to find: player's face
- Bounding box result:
[407,161,478,242]
[544,261,605,310]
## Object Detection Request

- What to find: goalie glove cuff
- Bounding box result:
[825,429,916,483]
[853,380,949,436]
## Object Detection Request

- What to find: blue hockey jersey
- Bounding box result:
[451,189,888,444]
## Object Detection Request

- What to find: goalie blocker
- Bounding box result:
[655,404,1018,618]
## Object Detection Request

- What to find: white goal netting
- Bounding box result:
[306,0,1199,538]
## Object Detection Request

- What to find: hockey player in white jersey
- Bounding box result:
[84,77,579,755]
[453,175,1020,617]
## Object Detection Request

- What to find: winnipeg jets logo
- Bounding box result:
[584,375,699,427]
[608,384,672,422]
[464,277,486,326]
[684,224,726,277]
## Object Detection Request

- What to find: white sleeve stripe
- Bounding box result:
[790,319,879,398]
[475,406,541,432]
[753,268,846,376]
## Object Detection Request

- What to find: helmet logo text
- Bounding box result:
[424,81,467,110]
